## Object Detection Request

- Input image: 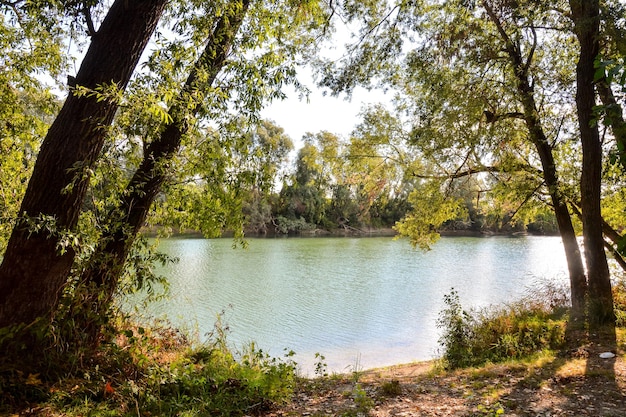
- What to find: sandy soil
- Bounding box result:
[263,342,626,416]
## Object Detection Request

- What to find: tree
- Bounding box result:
[0,0,168,330]
[65,0,331,343]
[480,0,587,317]
[242,120,294,234]
[569,0,615,323]
[277,141,328,229]
[69,0,252,342]
[317,0,591,314]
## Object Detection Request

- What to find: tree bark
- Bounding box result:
[74,0,252,343]
[570,0,615,324]
[0,0,167,329]
[483,1,587,318]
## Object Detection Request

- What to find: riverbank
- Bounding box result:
[144,225,558,239]
[266,331,626,416]
[2,323,624,416]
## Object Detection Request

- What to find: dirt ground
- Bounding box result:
[263,342,626,416]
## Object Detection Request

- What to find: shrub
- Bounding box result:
[437,287,568,370]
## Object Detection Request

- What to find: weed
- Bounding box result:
[476,401,505,416]
[379,379,402,396]
[349,353,364,382]
[352,383,375,415]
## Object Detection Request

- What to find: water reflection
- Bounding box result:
[136,236,568,374]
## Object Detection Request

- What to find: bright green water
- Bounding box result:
[140,236,568,374]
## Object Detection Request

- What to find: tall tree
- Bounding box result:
[569,0,615,323]
[67,0,329,341]
[481,0,587,317]
[73,0,253,340]
[0,0,167,329]
[323,0,590,312]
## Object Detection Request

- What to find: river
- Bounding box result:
[134,235,569,374]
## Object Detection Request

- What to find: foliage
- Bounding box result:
[437,288,569,370]
[0,3,66,250]
[379,379,402,397]
[613,274,626,327]
[274,215,317,234]
[0,316,297,416]
[395,181,465,250]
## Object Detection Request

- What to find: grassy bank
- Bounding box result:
[1,278,625,416]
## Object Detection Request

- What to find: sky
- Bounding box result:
[260,79,391,148]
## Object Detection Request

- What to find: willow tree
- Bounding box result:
[0,0,168,330]
[64,0,331,343]
[480,0,587,317]
[241,120,294,234]
[315,0,626,319]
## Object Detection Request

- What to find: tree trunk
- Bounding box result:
[74,0,251,343]
[518,88,588,319]
[597,76,626,167]
[570,0,615,324]
[482,1,588,318]
[0,0,167,329]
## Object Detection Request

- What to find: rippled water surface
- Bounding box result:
[139,236,569,373]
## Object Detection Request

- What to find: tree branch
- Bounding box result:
[483,110,525,123]
[524,25,537,74]
[84,5,97,37]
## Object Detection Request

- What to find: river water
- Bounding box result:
[136,236,569,374]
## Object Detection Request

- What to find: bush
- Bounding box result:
[437,287,568,370]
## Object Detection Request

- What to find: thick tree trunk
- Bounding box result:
[75,0,251,343]
[570,0,615,324]
[0,0,167,329]
[482,1,587,318]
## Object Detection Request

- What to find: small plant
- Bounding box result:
[314,352,328,378]
[349,353,364,382]
[379,379,402,396]
[476,401,505,416]
[437,289,476,369]
[339,383,374,416]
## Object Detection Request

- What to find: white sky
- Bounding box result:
[260,77,393,148]
[260,20,394,148]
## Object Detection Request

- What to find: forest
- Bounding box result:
[1,0,626,415]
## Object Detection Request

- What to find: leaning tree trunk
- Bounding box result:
[75,0,252,344]
[518,85,588,319]
[570,0,615,325]
[0,0,167,330]
[483,0,588,318]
